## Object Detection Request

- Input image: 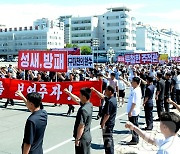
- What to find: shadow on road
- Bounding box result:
[91,143,104,150]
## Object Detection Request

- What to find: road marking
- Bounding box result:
[44,112,127,153]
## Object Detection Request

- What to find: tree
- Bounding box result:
[65,43,73,48]
[80,46,92,55]
[65,43,79,48]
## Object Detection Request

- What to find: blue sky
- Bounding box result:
[0,0,180,32]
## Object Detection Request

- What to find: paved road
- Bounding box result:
[0,88,150,154]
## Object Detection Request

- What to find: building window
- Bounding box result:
[121,28,129,32]
[121,42,129,46]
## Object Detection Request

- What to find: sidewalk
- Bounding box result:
[114,109,180,154]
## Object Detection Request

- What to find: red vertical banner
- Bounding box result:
[18,50,68,72]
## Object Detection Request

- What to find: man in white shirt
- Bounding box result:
[125,112,180,154]
[126,77,142,145]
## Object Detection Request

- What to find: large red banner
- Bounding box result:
[124,52,159,65]
[18,50,68,72]
[0,79,102,106]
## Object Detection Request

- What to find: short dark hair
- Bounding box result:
[26,92,42,108]
[106,85,115,94]
[132,77,141,85]
[80,88,91,100]
[165,72,171,77]
[97,73,103,77]
[160,112,180,133]
[147,76,153,83]
[157,72,162,78]
[111,72,115,77]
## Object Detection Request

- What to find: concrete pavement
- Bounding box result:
[1,87,174,154]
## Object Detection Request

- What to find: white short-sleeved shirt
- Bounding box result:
[107,78,118,91]
[127,86,142,116]
[155,135,180,154]
[118,79,126,90]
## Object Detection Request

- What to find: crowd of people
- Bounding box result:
[1,61,180,154]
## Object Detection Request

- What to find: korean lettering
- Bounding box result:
[38,84,48,99]
[30,53,40,68]
[43,53,53,69]
[54,54,64,70]
[15,83,24,96]
[21,53,30,68]
[50,84,62,100]
[27,83,37,93]
[0,81,4,95]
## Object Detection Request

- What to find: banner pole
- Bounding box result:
[56,72,57,82]
[24,70,26,80]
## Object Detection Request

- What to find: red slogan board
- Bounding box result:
[0,78,102,106]
[18,50,68,72]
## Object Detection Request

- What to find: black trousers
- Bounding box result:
[156,100,164,119]
[97,99,104,117]
[164,97,169,112]
[102,126,114,154]
[4,99,14,107]
[176,90,180,105]
[141,86,145,98]
[144,103,153,129]
[75,139,91,154]
[129,116,139,143]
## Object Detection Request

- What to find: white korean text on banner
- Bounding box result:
[18,50,68,72]
[68,55,93,69]
[124,52,159,65]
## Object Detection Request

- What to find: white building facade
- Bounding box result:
[136,24,180,57]
[100,7,136,52]
[0,18,64,58]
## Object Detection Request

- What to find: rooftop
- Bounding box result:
[107,6,131,12]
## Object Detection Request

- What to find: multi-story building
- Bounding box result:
[58,15,72,45]
[58,16,99,47]
[136,23,180,57]
[59,7,136,62]
[0,18,64,58]
[99,7,136,52]
[161,29,180,57]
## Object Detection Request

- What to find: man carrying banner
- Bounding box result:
[64,87,93,154]
[15,91,47,154]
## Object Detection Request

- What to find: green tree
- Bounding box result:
[80,46,92,55]
[65,43,79,48]
[65,43,73,48]
[72,44,79,48]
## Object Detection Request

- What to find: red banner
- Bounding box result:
[51,48,80,55]
[18,50,68,72]
[117,56,124,63]
[171,57,180,63]
[124,52,159,65]
[0,79,102,106]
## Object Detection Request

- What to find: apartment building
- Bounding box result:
[99,7,136,52]
[136,24,180,57]
[0,18,64,58]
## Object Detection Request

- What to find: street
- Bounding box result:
[0,88,148,154]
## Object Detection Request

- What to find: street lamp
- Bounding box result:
[91,38,100,63]
[107,47,115,64]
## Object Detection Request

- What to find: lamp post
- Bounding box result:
[91,38,100,63]
[107,47,115,64]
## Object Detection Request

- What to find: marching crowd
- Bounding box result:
[1,62,180,154]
